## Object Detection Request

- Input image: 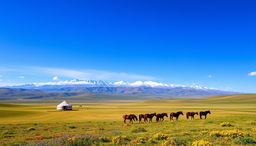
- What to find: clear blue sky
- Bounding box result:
[0,0,256,92]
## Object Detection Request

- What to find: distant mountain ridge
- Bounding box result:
[0,80,238,100]
[7,80,215,90]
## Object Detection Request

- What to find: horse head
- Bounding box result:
[123,114,128,119]
[207,110,211,114]
[163,113,168,117]
[178,111,184,115]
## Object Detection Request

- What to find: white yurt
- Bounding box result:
[56,100,72,110]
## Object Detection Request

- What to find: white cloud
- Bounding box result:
[52,76,60,81]
[207,74,213,78]
[0,66,156,81]
[248,72,256,76]
[19,76,25,79]
[27,66,156,81]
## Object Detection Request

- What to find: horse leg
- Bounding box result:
[124,119,126,124]
[200,114,202,119]
[205,115,207,119]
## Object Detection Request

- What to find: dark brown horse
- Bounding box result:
[170,111,183,121]
[139,114,147,123]
[199,110,211,119]
[123,114,138,124]
[145,113,156,123]
[186,112,198,120]
[156,113,168,122]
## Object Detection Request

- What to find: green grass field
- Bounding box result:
[1,94,256,145]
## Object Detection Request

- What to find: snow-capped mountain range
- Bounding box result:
[0,80,237,100]
[6,79,214,90]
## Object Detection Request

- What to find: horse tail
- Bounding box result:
[123,115,127,119]
[123,115,127,123]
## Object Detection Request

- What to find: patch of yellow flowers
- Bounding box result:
[200,131,208,135]
[130,137,148,144]
[209,129,246,137]
[26,127,36,131]
[153,133,169,140]
[181,132,190,135]
[162,138,178,146]
[112,136,129,144]
[220,122,233,127]
[192,140,213,146]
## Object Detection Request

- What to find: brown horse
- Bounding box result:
[145,113,156,123]
[123,114,138,124]
[139,114,147,123]
[156,113,168,122]
[170,111,183,121]
[199,110,211,119]
[186,112,198,120]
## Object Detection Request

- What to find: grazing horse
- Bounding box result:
[145,113,156,123]
[186,112,198,120]
[170,111,184,121]
[199,110,211,119]
[139,114,147,123]
[123,114,138,124]
[156,113,168,122]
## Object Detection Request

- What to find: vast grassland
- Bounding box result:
[1,94,256,145]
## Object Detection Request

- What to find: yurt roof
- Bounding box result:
[57,100,71,106]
